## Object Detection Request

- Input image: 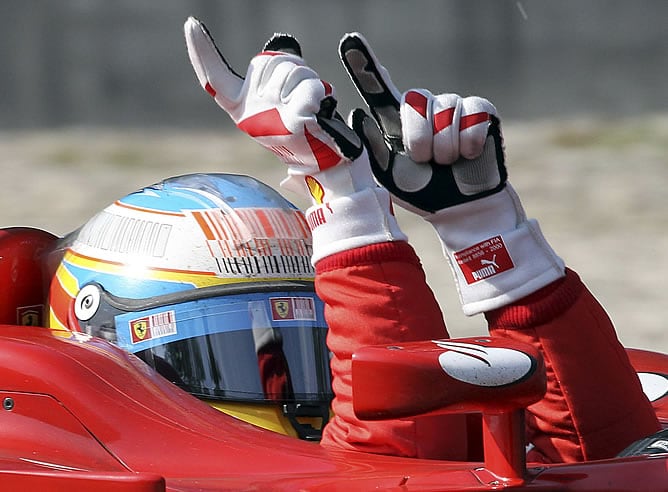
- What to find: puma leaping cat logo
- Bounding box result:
[480,254,499,269]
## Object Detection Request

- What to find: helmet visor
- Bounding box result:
[82,282,331,404]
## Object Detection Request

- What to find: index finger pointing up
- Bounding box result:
[338,33,403,146]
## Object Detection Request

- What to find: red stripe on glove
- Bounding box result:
[460,112,490,131]
[433,107,455,134]
[405,91,428,118]
[205,82,216,98]
[305,125,342,170]
[238,108,292,137]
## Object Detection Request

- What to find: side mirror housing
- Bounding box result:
[352,337,545,420]
[352,337,547,483]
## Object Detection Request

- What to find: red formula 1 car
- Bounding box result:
[0,227,667,491]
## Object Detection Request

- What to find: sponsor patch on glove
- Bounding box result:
[454,235,514,284]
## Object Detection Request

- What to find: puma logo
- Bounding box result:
[480,254,499,269]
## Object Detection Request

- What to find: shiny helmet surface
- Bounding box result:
[49,173,331,439]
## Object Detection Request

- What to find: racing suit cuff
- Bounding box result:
[307,187,407,265]
[485,268,583,328]
[315,240,419,274]
[426,184,566,316]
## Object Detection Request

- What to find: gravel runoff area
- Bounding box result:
[2,115,667,353]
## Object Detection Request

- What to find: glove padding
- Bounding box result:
[339,33,507,215]
[339,33,564,315]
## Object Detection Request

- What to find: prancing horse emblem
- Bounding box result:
[273,300,289,318]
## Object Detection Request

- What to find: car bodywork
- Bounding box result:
[0,323,666,491]
[0,227,666,491]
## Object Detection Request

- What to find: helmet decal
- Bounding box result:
[128,310,177,345]
[62,249,223,291]
[49,261,80,330]
[76,207,174,258]
[269,297,316,321]
[191,207,312,277]
[74,284,102,322]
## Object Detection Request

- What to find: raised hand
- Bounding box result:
[184,18,409,265]
[184,17,364,197]
[338,32,507,215]
[338,33,564,316]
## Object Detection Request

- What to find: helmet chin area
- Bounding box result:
[205,400,331,441]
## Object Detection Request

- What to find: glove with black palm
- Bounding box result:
[339,33,565,315]
[184,18,406,264]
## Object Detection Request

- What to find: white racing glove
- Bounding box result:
[184,18,406,264]
[338,33,565,315]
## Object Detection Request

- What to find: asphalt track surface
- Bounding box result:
[2,116,667,353]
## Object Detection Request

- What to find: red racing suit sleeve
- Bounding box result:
[316,242,659,463]
[316,241,469,460]
[486,268,660,462]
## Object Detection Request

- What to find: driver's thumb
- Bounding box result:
[349,108,391,175]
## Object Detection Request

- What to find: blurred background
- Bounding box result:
[1,1,667,351]
[3,0,668,127]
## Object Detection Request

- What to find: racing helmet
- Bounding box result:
[48,173,331,440]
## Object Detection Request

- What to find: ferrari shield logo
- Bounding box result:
[131,318,150,343]
[128,311,177,344]
[271,300,291,319]
[17,305,43,326]
[270,297,316,321]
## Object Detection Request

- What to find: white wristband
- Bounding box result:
[426,184,565,315]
